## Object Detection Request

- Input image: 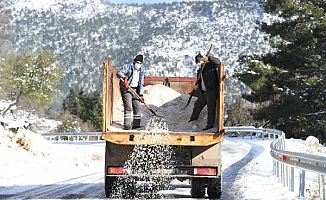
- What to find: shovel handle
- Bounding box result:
[181,44,213,112]
[195,44,213,85]
[119,78,157,116]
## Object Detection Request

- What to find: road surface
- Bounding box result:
[0,138,265,199]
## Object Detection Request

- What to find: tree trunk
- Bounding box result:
[1,92,21,117]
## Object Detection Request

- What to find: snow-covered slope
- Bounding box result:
[3,0,274,102]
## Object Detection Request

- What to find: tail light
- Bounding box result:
[107,167,128,175]
[194,168,217,176]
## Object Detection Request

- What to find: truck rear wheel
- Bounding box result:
[207,177,222,198]
[190,178,205,198]
[105,176,117,198]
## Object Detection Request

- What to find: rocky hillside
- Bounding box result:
[3,0,273,103]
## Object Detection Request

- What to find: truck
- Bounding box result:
[102,59,227,198]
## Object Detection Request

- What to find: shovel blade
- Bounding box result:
[150,109,157,116]
[179,105,188,113]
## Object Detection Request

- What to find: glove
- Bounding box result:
[203,56,209,63]
[123,78,128,87]
[139,96,144,103]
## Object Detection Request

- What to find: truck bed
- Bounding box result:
[102,58,225,199]
[102,60,225,146]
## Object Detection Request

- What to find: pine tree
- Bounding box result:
[90,90,102,131]
[62,88,102,131]
[236,0,326,141]
[63,88,80,116]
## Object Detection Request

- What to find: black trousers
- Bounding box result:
[190,90,218,128]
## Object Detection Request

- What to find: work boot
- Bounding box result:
[133,125,144,130]
[124,124,132,130]
[202,125,214,131]
[188,118,197,122]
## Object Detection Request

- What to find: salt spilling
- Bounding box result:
[109,117,174,199]
[109,84,216,198]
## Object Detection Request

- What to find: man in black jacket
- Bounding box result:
[189,53,221,131]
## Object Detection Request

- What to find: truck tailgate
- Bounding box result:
[102,131,223,146]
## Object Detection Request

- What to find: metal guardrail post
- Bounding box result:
[322,175,326,200]
[290,167,294,192]
[299,169,306,197]
[285,165,289,188]
[277,162,281,183]
[281,163,285,187]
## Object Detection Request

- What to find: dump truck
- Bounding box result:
[102,60,226,198]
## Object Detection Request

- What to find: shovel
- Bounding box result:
[180,44,213,112]
[119,78,157,116]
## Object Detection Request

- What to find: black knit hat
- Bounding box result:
[134,54,143,63]
[195,53,203,64]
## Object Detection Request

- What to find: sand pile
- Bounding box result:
[112,84,214,132]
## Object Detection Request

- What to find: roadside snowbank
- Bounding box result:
[0,100,58,133]
[286,136,326,156]
[0,126,103,188]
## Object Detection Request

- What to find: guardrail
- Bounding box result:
[42,132,102,142]
[224,126,281,140]
[224,126,326,199]
[269,131,326,199]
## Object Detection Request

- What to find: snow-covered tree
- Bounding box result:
[0,50,62,116]
[57,112,81,133]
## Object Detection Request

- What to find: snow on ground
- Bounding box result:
[1,126,325,199]
[0,84,326,199]
[226,138,298,200]
[0,100,59,133]
[286,136,326,156]
[0,128,103,192]
[6,0,107,19]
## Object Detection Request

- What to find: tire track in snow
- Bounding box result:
[221,142,264,199]
[4,172,104,199]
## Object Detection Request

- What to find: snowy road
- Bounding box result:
[2,172,105,199]
[0,137,299,199]
[221,141,264,199]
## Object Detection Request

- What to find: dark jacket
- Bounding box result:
[197,56,220,93]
